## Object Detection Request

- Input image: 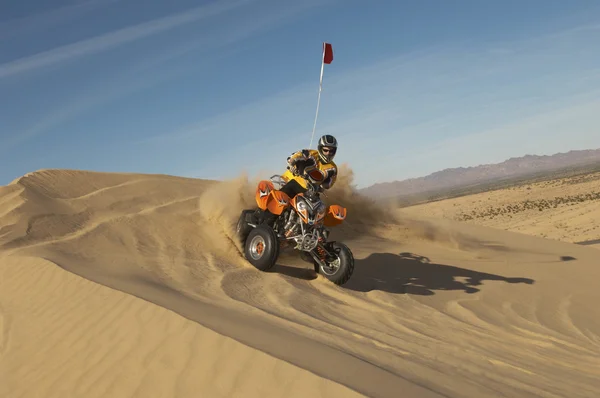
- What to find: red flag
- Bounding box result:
[323,42,333,64]
[310,42,334,148]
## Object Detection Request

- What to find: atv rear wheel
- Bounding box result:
[244,225,279,272]
[236,209,256,244]
[318,242,354,286]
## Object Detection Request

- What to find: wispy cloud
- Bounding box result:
[5,0,332,152]
[143,44,444,145]
[1,65,187,153]
[0,0,122,39]
[0,0,254,79]
[0,45,239,154]
[128,0,332,75]
[172,22,600,187]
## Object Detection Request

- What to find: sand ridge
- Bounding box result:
[1,168,599,397]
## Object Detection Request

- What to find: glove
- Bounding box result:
[286,156,298,174]
[287,158,308,176]
[287,151,316,176]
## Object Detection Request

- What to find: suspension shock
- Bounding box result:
[316,244,328,261]
[285,225,298,238]
[283,211,296,232]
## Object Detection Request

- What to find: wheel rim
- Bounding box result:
[320,255,341,276]
[249,235,266,260]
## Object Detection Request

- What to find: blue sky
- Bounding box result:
[2,0,600,188]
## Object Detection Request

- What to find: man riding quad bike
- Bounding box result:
[260,134,339,225]
[235,134,355,285]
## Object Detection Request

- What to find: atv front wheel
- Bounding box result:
[244,225,279,272]
[318,242,354,286]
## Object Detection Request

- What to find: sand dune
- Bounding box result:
[0,256,363,398]
[1,168,600,397]
[401,171,600,247]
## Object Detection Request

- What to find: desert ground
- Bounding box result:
[1,168,599,398]
[401,171,600,249]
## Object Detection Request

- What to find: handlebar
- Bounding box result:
[286,161,328,197]
[301,171,328,197]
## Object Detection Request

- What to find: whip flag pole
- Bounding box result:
[309,42,334,148]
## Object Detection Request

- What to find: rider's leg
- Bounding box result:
[279,179,307,198]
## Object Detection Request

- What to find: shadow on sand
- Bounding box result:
[271,263,318,281]
[341,252,535,296]
[575,239,600,246]
[271,252,535,296]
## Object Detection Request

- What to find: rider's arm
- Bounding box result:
[321,167,337,189]
[287,149,310,165]
[287,149,316,174]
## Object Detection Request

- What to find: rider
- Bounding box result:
[260,134,339,226]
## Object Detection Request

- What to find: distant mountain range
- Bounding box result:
[361,148,600,200]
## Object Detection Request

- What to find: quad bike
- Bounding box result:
[235,166,355,285]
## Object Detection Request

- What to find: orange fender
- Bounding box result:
[266,190,291,215]
[255,180,275,210]
[324,204,347,227]
[290,194,308,224]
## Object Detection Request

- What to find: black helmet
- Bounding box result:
[317,134,337,163]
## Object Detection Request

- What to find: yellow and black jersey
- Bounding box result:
[282,149,337,189]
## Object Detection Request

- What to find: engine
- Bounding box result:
[279,195,328,252]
